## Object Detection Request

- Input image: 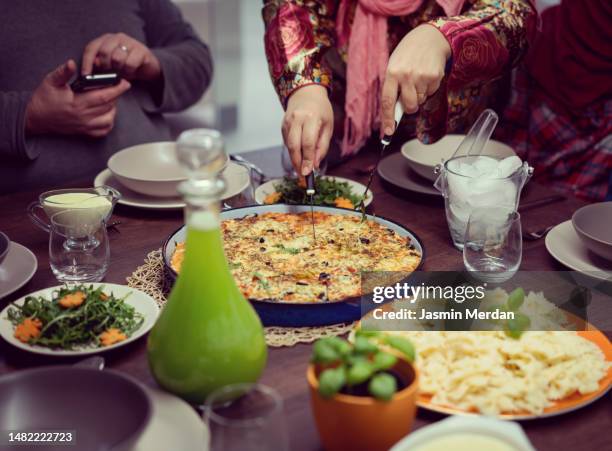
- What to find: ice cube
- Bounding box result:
[497,156,523,178]
[472,156,499,177]
[447,171,473,206]
[448,158,479,178]
[449,201,471,224]
[467,179,517,209]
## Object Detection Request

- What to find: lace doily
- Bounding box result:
[126,250,355,347]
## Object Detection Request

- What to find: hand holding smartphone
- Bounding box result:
[70,72,121,92]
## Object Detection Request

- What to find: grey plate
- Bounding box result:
[0,242,37,299]
[545,220,612,281]
[377,152,440,197]
[0,232,9,265]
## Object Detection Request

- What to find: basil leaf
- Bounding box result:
[368,372,397,401]
[312,339,340,364]
[506,288,525,311]
[346,360,375,386]
[383,335,415,362]
[354,336,378,355]
[355,329,381,339]
[318,367,346,398]
[325,336,352,356]
[373,351,397,371]
[505,312,531,339]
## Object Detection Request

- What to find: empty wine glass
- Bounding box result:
[223,160,254,208]
[463,207,522,283]
[49,209,109,284]
[204,383,289,451]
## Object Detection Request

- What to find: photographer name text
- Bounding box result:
[372,307,515,321]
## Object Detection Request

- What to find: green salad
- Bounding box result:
[265,176,364,208]
[7,284,144,350]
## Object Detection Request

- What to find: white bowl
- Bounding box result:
[401,135,516,182]
[390,416,535,451]
[108,142,187,198]
[572,202,612,261]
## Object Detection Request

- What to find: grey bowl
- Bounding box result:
[572,202,612,261]
[401,135,516,182]
[0,232,9,266]
[0,367,152,451]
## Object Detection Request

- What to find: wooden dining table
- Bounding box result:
[0,145,610,451]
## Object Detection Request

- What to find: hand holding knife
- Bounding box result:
[357,102,405,214]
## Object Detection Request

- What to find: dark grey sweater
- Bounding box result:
[0,0,212,194]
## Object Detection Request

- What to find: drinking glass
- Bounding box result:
[463,207,522,283]
[223,160,254,208]
[49,209,109,283]
[204,383,289,451]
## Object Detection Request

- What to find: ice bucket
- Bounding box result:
[434,155,533,250]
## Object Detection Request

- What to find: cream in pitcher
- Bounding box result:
[28,187,121,232]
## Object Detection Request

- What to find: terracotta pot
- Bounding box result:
[307,359,419,451]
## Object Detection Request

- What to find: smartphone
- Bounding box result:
[71,72,121,92]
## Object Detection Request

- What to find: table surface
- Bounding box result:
[0,145,610,451]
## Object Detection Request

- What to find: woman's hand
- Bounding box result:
[25,60,131,137]
[81,33,162,82]
[283,84,334,176]
[381,24,451,135]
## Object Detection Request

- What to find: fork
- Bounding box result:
[522,225,553,241]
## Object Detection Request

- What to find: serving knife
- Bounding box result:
[357,102,405,215]
[306,172,316,242]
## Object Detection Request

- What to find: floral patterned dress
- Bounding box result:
[262,0,535,149]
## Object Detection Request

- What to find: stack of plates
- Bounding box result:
[95,142,250,210]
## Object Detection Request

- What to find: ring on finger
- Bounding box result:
[119,45,129,53]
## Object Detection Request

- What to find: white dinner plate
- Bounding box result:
[255,176,373,207]
[545,220,612,281]
[0,242,38,300]
[0,283,159,356]
[133,386,208,451]
[95,161,251,210]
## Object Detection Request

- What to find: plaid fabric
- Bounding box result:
[496,67,612,202]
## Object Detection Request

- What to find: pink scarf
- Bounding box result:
[337,0,465,156]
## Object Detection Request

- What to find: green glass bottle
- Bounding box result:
[147,129,267,404]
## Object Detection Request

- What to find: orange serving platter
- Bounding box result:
[415,329,612,420]
[356,308,612,420]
